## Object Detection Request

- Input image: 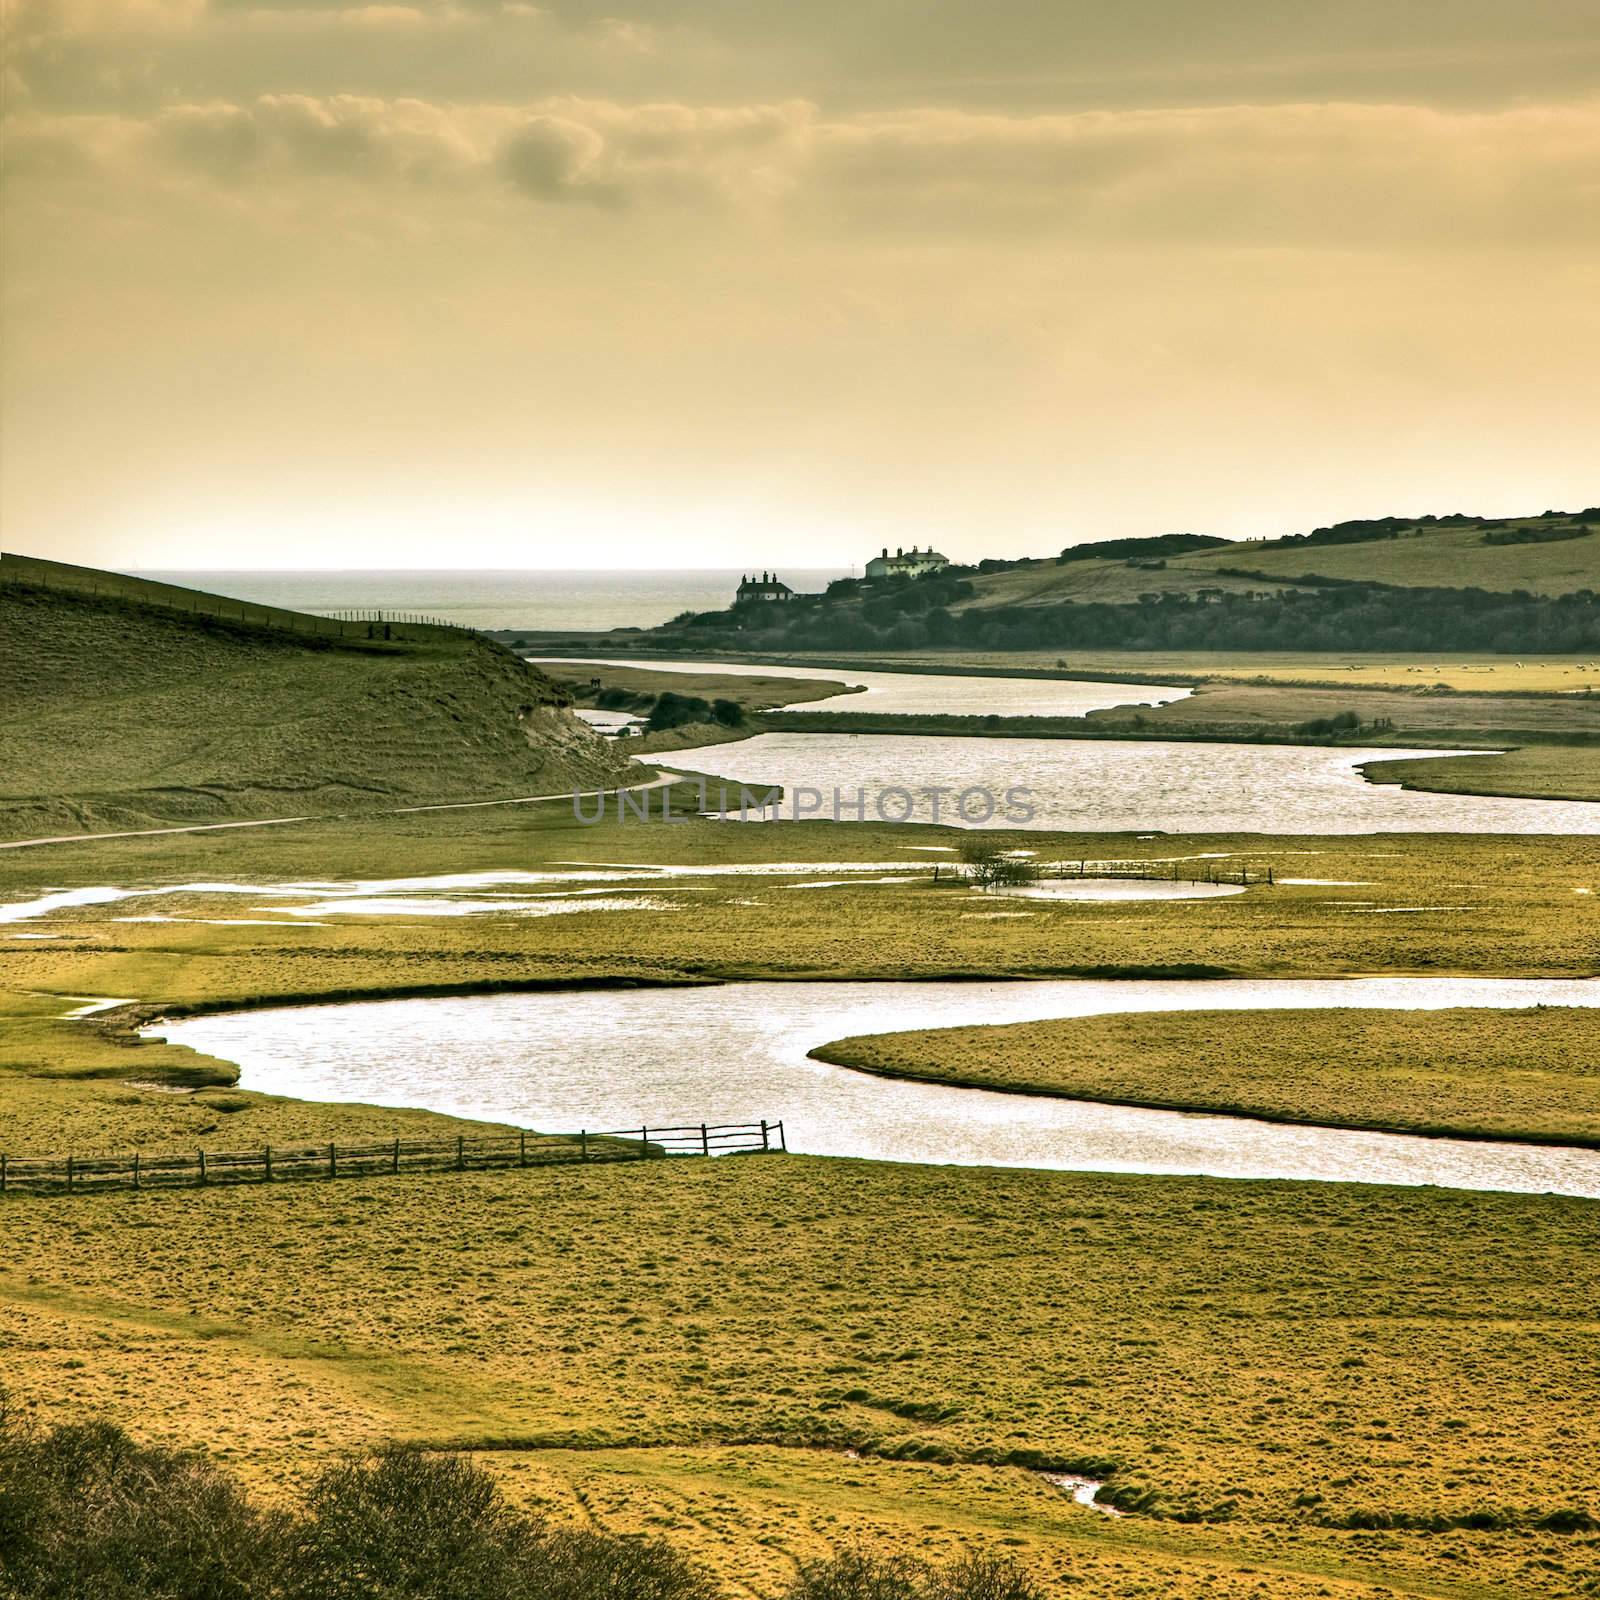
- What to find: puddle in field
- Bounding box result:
[990,879,1247,902]
[1039,1473,1122,1516]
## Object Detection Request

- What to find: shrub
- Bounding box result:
[1294,709,1361,736]
[0,1401,279,1600]
[959,839,1038,891]
[282,1446,534,1599]
[646,692,714,731]
[787,1552,1041,1600]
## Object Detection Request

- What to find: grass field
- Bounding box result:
[541,661,851,714]
[815,1006,1600,1147]
[960,518,1600,608]
[3,1157,1597,1598]
[0,581,631,838]
[752,648,1600,695]
[1364,746,1600,804]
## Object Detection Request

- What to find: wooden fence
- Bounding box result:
[0,1121,786,1197]
[1047,859,1274,887]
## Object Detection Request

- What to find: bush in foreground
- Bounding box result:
[786,1551,1042,1600]
[0,1400,1046,1600]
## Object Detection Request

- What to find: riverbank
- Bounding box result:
[3,801,1597,1159]
[532,650,1600,802]
[812,1005,1600,1149]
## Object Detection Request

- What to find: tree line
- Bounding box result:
[670,582,1600,656]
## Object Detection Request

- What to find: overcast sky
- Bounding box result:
[3,2,1597,570]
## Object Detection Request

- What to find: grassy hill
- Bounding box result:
[963,512,1599,609]
[638,509,1600,657]
[0,568,634,839]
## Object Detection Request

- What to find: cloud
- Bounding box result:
[497,113,612,202]
[9,87,1599,249]
[808,100,1600,245]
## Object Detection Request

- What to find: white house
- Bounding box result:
[864,545,950,581]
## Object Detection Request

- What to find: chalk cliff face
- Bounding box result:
[0,578,638,838]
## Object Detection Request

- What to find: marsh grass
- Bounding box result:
[2,1160,1597,1597]
[814,1007,1600,1146]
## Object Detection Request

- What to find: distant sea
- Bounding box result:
[141,569,849,634]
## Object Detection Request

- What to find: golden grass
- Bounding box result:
[1365,746,1600,804]
[815,1007,1600,1146]
[959,520,1600,607]
[773,648,1600,696]
[0,583,630,838]
[2,1158,1597,1597]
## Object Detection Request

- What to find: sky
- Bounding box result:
[2,2,1598,571]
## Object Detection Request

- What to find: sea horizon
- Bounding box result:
[139,566,851,632]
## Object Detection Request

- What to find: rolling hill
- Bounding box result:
[0,559,635,839]
[961,512,1599,610]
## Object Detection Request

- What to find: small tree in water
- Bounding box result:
[959,838,1038,891]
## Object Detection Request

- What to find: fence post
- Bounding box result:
[1,1154,6,1193]
[392,1138,400,1175]
[760,1119,770,1151]
[456,1136,465,1171]
[328,1142,336,1179]
[196,1150,205,1185]
[580,1131,589,1162]
[66,1155,74,1192]
[263,1146,272,1182]
[132,1150,139,1190]
[701,1122,710,1157]
[639,1126,648,1158]
[519,1130,527,1168]
[777,1121,788,1152]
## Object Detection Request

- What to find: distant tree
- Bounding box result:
[960,838,1038,891]
[646,692,714,731]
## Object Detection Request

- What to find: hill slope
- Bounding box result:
[0,576,635,838]
[964,513,1599,609]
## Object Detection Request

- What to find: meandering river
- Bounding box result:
[541,656,1189,716]
[549,655,1600,834]
[664,733,1600,833]
[155,976,1600,1197]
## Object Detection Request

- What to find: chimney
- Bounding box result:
[896,547,903,558]
[881,547,888,559]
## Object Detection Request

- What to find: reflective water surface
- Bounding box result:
[542,657,1188,717]
[665,733,1600,834]
[157,976,1600,1197]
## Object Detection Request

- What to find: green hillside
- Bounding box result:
[965,512,1599,609]
[0,568,634,839]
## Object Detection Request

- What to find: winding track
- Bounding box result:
[0,769,679,854]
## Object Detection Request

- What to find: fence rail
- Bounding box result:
[1044,859,1274,886]
[0,1121,786,1197]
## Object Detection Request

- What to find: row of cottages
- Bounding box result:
[864,545,949,580]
